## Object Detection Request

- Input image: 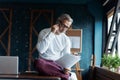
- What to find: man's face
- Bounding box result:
[59,20,72,33]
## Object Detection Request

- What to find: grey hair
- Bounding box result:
[56,14,73,24]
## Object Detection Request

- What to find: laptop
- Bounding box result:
[0,56,19,75]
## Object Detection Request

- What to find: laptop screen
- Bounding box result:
[0,56,19,75]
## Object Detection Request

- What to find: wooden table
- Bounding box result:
[0,73,61,80]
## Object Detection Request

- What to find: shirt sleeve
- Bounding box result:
[62,37,71,54]
[36,29,55,54]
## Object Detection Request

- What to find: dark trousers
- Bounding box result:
[34,58,69,80]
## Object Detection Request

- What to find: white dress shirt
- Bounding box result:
[36,28,71,61]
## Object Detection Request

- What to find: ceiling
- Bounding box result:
[0,0,113,4]
[0,0,117,12]
[101,0,117,12]
[0,0,116,6]
[0,0,95,4]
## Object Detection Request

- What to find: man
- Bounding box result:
[35,13,77,80]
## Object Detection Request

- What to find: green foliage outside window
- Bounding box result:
[102,54,120,69]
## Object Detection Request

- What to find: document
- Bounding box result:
[55,53,80,68]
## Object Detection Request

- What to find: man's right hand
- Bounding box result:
[51,24,59,34]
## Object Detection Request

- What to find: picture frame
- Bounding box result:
[66,29,82,53]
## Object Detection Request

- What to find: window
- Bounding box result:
[107,10,120,56]
[118,13,120,57]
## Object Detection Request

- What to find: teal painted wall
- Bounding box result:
[88,0,103,66]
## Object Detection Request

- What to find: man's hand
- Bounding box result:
[51,24,59,34]
[63,68,71,75]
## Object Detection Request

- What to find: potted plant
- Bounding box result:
[102,54,113,69]
[111,55,120,68]
[102,53,120,72]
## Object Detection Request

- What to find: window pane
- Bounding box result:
[118,13,120,57]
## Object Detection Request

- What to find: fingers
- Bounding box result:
[51,24,59,34]
[63,68,71,75]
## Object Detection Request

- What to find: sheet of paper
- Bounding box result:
[55,53,80,68]
[69,36,80,48]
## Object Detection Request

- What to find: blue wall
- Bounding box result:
[88,0,103,66]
